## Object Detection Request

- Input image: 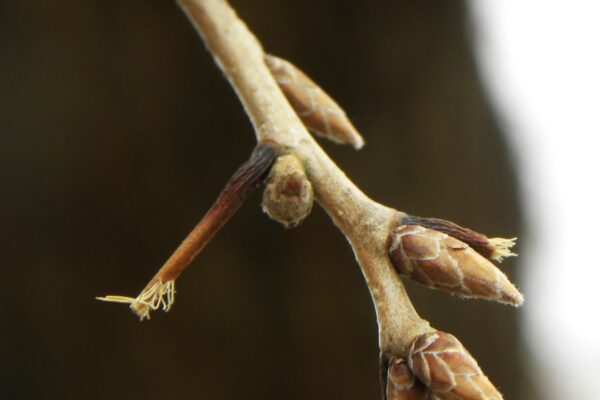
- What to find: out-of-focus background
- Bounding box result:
[472,2,600,399]
[1,1,596,399]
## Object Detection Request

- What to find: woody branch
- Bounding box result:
[176,0,430,354]
[98,0,520,398]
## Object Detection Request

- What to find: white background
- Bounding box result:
[471,2,600,399]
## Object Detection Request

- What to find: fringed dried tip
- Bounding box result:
[96,279,175,321]
[265,54,365,149]
[386,358,439,400]
[487,237,517,262]
[408,331,503,400]
[262,154,313,228]
[402,216,517,262]
[388,225,523,306]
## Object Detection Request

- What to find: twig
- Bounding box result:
[176,0,431,354]
[98,1,519,397]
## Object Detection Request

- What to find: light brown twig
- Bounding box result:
[98,1,520,398]
[176,0,430,354]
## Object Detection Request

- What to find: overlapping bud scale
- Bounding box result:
[388,225,523,306]
[265,54,365,149]
[408,331,503,400]
[386,358,438,400]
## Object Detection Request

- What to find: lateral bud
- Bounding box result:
[265,54,365,149]
[408,331,503,400]
[386,358,438,400]
[401,215,517,262]
[388,225,523,306]
[262,154,313,228]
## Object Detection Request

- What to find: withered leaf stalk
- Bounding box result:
[97,143,277,319]
[97,1,522,399]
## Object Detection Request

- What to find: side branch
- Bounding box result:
[97,143,277,319]
[146,143,276,284]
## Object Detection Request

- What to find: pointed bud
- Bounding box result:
[401,216,517,262]
[408,331,503,400]
[388,225,523,305]
[265,54,365,149]
[262,155,313,228]
[386,358,438,400]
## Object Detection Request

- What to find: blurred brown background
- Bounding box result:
[1,0,528,399]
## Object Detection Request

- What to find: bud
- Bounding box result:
[386,358,438,400]
[388,225,523,306]
[264,54,365,149]
[262,154,313,228]
[408,331,503,400]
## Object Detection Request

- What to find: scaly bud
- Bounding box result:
[264,54,365,149]
[388,225,523,305]
[386,358,438,400]
[401,215,517,262]
[408,331,503,400]
[262,154,313,228]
